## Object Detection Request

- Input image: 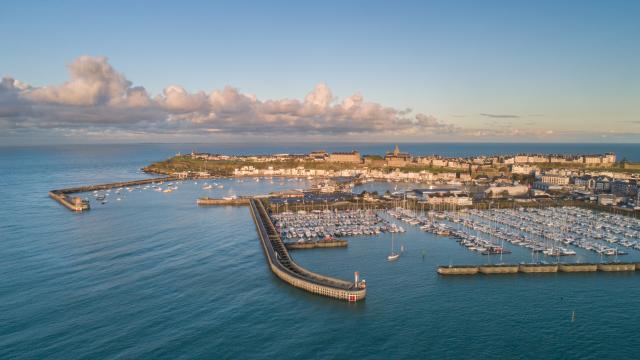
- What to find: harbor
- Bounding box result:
[48,174,639,301]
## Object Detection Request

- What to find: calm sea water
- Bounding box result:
[1,143,639,359]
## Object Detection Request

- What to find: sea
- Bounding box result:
[1,143,639,359]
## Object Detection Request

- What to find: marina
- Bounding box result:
[385,204,640,263]
[272,209,401,242]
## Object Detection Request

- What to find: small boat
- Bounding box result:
[163,188,173,193]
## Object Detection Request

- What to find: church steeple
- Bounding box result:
[393,144,400,156]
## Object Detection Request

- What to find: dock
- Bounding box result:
[49,176,179,212]
[438,263,640,275]
[248,198,366,302]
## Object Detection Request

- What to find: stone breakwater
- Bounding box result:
[437,263,639,275]
[249,198,366,302]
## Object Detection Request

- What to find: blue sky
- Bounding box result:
[1,0,639,144]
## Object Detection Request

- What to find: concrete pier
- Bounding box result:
[438,263,639,275]
[50,176,178,212]
[518,264,559,273]
[249,198,366,302]
[197,197,249,206]
[48,191,90,212]
[285,239,348,250]
[558,263,598,272]
[478,264,519,274]
[437,265,479,275]
[597,263,636,272]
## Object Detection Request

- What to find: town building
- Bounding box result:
[573,175,596,190]
[327,151,361,163]
[385,145,412,167]
[611,180,638,197]
[540,174,570,185]
[309,150,328,161]
[412,188,473,206]
[511,164,538,175]
[484,185,529,198]
[595,177,611,192]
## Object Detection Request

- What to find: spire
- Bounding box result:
[393,144,400,156]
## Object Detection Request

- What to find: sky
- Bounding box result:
[1,0,639,144]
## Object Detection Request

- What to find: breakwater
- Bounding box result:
[49,176,179,212]
[249,198,366,302]
[285,239,348,250]
[48,191,90,212]
[197,197,250,206]
[438,263,640,275]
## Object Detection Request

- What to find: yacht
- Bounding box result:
[388,233,400,261]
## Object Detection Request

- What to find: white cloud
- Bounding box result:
[23,56,140,106]
[2,56,454,138]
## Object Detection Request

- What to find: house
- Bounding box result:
[573,175,595,190]
[595,177,611,192]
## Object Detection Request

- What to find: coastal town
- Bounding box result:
[144,145,640,212]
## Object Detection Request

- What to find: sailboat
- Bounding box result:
[388,232,400,261]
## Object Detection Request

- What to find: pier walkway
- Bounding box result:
[248,198,366,302]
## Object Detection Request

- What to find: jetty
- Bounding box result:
[49,176,179,212]
[249,198,366,302]
[437,263,640,275]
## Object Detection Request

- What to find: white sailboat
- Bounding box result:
[388,232,400,261]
